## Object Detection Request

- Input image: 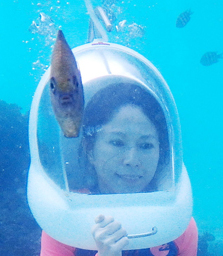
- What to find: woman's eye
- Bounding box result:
[139,143,154,150]
[109,140,124,147]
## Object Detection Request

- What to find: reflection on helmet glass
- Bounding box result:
[37,84,67,189]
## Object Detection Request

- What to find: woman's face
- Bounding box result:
[90,105,160,194]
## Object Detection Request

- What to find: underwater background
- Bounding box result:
[0,0,222,255]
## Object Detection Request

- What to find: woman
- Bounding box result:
[40,83,198,256]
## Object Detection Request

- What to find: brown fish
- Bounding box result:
[50,30,84,137]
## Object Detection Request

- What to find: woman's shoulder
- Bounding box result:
[40,231,75,256]
[174,217,198,243]
[174,217,198,255]
[150,217,198,256]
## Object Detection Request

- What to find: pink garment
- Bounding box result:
[150,218,198,256]
[40,217,198,256]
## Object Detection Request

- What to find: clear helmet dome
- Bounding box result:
[27,42,192,250]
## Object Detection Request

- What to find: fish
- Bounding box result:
[50,30,84,138]
[200,51,223,66]
[176,9,193,28]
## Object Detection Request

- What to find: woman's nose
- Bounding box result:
[123,147,140,167]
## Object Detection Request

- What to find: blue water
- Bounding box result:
[1,0,223,254]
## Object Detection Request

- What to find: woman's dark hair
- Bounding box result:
[79,83,169,191]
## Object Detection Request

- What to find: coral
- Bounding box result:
[198,231,223,256]
[209,239,223,256]
[0,100,41,256]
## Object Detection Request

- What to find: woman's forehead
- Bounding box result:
[109,105,154,125]
[98,105,158,139]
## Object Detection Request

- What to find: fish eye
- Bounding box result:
[50,77,56,93]
[73,76,78,87]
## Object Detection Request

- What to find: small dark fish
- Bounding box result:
[200,51,223,66]
[202,232,215,242]
[50,30,84,137]
[176,9,193,28]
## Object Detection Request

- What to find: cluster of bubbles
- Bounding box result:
[98,0,147,49]
[28,11,58,78]
[25,1,71,81]
[115,20,145,38]
[26,0,147,79]
[29,12,57,45]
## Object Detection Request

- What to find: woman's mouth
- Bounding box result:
[116,174,142,183]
